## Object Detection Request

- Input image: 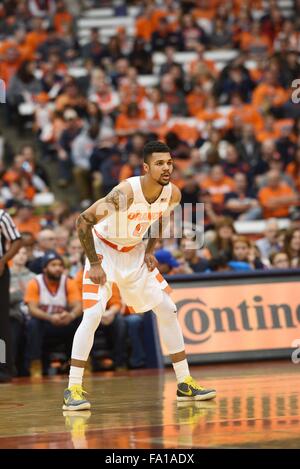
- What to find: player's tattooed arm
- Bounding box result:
[76,182,133,264]
[76,212,99,264]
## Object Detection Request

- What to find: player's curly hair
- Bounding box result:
[143,141,170,164]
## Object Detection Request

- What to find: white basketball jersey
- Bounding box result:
[94,176,172,248]
[36,274,68,314]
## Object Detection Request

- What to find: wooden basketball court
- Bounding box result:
[0,360,299,449]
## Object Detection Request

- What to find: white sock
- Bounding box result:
[68,366,84,387]
[172,359,190,383]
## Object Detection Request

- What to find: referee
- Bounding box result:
[0,209,22,382]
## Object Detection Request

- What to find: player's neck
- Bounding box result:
[140,175,164,204]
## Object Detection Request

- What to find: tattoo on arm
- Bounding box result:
[76,214,99,264]
[105,188,128,212]
[145,237,158,254]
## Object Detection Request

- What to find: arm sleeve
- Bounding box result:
[0,212,21,241]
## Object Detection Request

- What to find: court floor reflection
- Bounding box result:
[0,361,299,448]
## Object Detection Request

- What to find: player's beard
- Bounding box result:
[158,174,170,186]
[47,272,61,282]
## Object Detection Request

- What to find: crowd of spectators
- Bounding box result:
[1,0,300,378]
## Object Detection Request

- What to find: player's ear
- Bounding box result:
[143,162,149,173]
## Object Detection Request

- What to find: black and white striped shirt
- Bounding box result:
[0,209,21,258]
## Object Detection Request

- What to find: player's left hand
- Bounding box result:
[144,253,158,272]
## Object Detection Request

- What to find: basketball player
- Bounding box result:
[63,141,216,410]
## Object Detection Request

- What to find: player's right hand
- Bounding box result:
[89,263,107,285]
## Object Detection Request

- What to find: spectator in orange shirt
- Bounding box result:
[201,164,236,209]
[53,0,73,35]
[135,4,165,43]
[228,93,264,131]
[252,71,288,113]
[24,251,82,375]
[115,102,145,142]
[239,20,272,56]
[258,169,298,219]
[13,201,41,237]
[196,95,222,123]
[25,18,48,53]
[186,83,206,117]
[256,114,281,143]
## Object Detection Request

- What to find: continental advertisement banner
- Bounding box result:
[160,276,300,362]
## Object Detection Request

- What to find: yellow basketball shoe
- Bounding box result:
[177,376,216,401]
[62,385,91,411]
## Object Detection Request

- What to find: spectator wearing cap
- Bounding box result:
[255,218,280,261]
[13,201,41,237]
[24,251,82,376]
[258,169,298,219]
[155,248,180,275]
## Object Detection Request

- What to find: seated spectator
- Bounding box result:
[256,218,280,261]
[180,238,209,273]
[235,124,261,173]
[24,251,82,375]
[286,146,300,193]
[129,38,153,74]
[71,122,99,204]
[206,217,235,259]
[155,248,180,275]
[201,165,236,213]
[252,70,288,114]
[56,108,83,186]
[181,13,207,49]
[13,200,41,237]
[160,73,187,116]
[37,26,67,62]
[209,17,233,48]
[119,152,143,181]
[7,60,42,120]
[222,144,249,179]
[269,251,291,269]
[9,246,35,376]
[115,102,145,143]
[258,169,298,219]
[224,172,261,220]
[229,236,265,271]
[283,228,300,267]
[81,28,108,65]
[28,229,57,273]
